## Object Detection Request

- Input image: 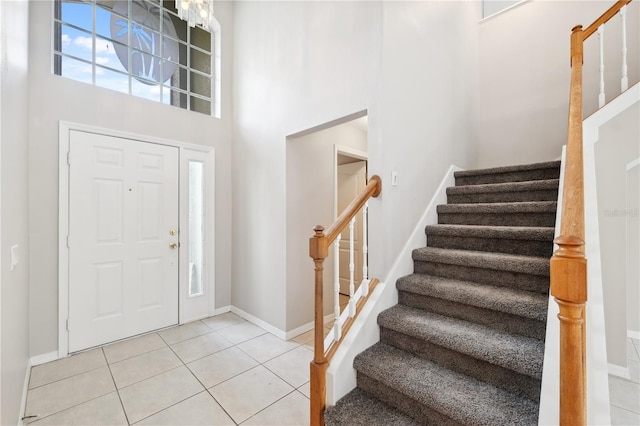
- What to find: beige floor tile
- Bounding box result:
[109,347,182,389]
[209,366,294,424]
[264,346,313,388]
[291,329,313,345]
[171,331,233,363]
[29,349,106,389]
[237,333,299,363]
[103,333,166,364]
[217,322,267,344]
[24,367,115,421]
[187,346,258,388]
[610,405,640,425]
[242,390,309,425]
[119,366,204,424]
[202,312,246,331]
[30,392,127,425]
[135,391,234,425]
[297,382,310,399]
[609,375,640,414]
[158,320,212,345]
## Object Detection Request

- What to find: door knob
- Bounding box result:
[169,243,178,249]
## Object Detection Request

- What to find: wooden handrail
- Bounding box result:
[552,1,632,424]
[324,175,382,244]
[309,175,382,426]
[583,0,632,39]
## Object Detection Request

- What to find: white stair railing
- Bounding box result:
[325,201,373,351]
[620,5,629,91]
[594,3,632,110]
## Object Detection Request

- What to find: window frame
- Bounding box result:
[53,0,219,116]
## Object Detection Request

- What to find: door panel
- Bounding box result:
[337,161,367,295]
[68,131,179,352]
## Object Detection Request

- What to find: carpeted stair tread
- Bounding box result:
[447,179,559,195]
[412,247,549,276]
[396,274,548,321]
[437,201,557,214]
[324,388,421,426]
[355,343,540,425]
[425,224,554,242]
[378,305,544,378]
[454,161,561,186]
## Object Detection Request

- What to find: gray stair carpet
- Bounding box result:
[325,161,559,425]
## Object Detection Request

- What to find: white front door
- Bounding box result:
[68,131,179,352]
[337,161,367,295]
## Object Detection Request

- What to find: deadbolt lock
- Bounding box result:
[169,229,177,236]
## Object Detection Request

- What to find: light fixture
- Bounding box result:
[175,0,215,32]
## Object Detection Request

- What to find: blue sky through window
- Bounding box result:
[59,1,168,103]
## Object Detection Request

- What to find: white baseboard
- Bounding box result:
[628,330,640,340]
[18,358,33,426]
[30,351,58,367]
[608,363,631,380]
[230,306,333,341]
[211,305,231,316]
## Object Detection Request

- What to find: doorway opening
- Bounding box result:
[285,112,368,328]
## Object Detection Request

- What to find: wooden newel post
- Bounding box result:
[309,225,329,426]
[551,235,588,426]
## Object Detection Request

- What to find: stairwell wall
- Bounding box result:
[478,0,640,168]
[232,1,480,332]
[0,0,30,423]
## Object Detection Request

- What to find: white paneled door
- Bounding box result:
[68,131,179,353]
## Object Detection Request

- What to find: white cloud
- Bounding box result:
[73,36,114,54]
[96,56,110,66]
[73,36,93,50]
[61,34,71,45]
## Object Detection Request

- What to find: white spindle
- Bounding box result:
[598,25,605,108]
[348,217,356,317]
[332,235,341,341]
[620,5,629,92]
[361,202,369,297]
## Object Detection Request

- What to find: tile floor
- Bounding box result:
[23,313,640,425]
[609,337,640,425]
[23,312,330,425]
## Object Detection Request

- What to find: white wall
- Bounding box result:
[286,121,367,330]
[478,0,639,168]
[1,0,31,423]
[232,1,383,331]
[595,102,640,368]
[369,0,480,283]
[232,1,480,333]
[27,0,234,357]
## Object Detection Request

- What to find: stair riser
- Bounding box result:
[413,260,549,293]
[398,291,546,340]
[455,168,560,186]
[426,234,553,257]
[380,328,542,402]
[447,189,558,204]
[356,373,462,425]
[438,212,556,227]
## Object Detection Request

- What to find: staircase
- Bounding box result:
[325,161,561,425]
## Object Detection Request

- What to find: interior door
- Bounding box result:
[68,131,179,352]
[337,161,367,295]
